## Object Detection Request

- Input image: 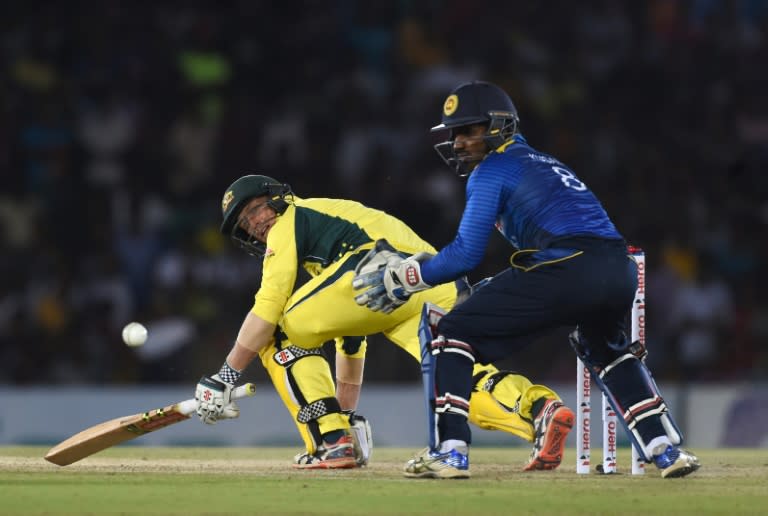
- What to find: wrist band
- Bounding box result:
[218,361,242,385]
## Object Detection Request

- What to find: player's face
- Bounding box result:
[452,123,489,171]
[238,196,277,243]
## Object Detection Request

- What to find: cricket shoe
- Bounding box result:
[523,399,575,471]
[292,434,357,470]
[653,445,701,478]
[403,447,470,479]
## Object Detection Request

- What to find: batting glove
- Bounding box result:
[195,374,239,425]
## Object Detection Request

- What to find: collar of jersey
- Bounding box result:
[493,133,526,154]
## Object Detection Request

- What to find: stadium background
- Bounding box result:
[1,0,765,413]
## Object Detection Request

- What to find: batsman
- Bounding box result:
[193,174,574,471]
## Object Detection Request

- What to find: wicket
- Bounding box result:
[576,247,646,475]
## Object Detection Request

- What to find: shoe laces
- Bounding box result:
[323,435,354,457]
[531,401,561,449]
[444,449,469,468]
[653,445,680,469]
[536,400,561,428]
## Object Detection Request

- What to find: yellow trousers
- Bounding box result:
[261,251,561,453]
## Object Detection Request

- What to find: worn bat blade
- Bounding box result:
[44,383,256,466]
[44,405,190,466]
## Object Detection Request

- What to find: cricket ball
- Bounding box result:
[122,321,148,347]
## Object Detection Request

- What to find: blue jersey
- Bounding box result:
[421,135,623,285]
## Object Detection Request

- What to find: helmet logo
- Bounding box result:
[443,94,459,116]
[222,190,234,213]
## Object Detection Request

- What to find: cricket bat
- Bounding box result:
[44,383,257,466]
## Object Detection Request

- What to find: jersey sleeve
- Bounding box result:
[421,166,506,285]
[335,336,368,359]
[251,210,299,324]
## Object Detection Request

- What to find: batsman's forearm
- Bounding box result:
[229,311,277,371]
[336,380,361,411]
[226,342,260,372]
[336,353,364,382]
[335,354,365,406]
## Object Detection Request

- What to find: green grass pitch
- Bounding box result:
[2,447,766,515]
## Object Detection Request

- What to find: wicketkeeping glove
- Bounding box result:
[195,374,240,425]
[381,252,432,306]
[353,239,432,314]
[352,239,406,312]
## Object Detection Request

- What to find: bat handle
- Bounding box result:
[177,382,257,416]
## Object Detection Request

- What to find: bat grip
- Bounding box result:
[177,382,257,415]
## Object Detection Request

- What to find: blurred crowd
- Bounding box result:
[1,1,766,386]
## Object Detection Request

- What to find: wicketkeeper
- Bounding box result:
[194,174,572,470]
[353,80,701,479]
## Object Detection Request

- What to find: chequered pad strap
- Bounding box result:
[273,345,323,367]
[297,397,342,424]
